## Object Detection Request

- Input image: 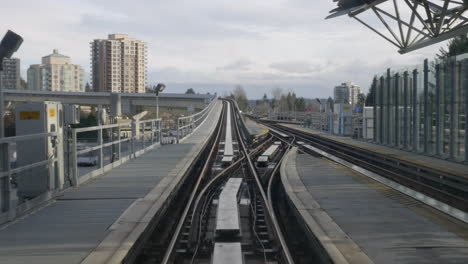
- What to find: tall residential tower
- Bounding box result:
[27,49,84,92]
[0,58,21,90]
[91,34,147,93]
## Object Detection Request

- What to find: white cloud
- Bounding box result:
[0,0,445,98]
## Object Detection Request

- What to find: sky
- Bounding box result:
[1,0,445,99]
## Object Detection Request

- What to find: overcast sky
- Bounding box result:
[1,0,444,98]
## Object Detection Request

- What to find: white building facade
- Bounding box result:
[27,49,84,92]
[333,82,361,105]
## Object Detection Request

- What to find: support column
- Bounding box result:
[379,76,385,143]
[412,69,419,152]
[465,60,468,162]
[436,64,442,156]
[450,61,459,160]
[373,77,378,142]
[395,73,400,147]
[386,69,391,145]
[403,71,409,149]
[423,59,430,154]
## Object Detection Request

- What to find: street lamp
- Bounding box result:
[154,83,166,119]
[0,30,23,138]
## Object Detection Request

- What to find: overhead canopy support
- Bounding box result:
[327,0,468,54]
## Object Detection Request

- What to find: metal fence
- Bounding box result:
[177,98,217,142]
[0,132,63,223]
[0,99,217,224]
[70,118,161,186]
[373,56,468,163]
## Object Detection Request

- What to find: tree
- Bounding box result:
[366,78,376,106]
[20,78,27,90]
[438,34,468,59]
[327,97,334,112]
[232,85,249,111]
[185,88,195,94]
[85,82,91,92]
[357,93,366,111]
[296,97,306,112]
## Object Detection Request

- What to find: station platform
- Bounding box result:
[0,100,223,264]
[280,124,468,178]
[281,147,468,264]
[244,116,268,136]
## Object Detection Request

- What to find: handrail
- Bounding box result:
[176,98,217,142]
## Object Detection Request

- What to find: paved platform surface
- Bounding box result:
[0,100,222,264]
[244,116,267,136]
[281,124,468,178]
[282,148,468,264]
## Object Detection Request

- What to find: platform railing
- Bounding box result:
[0,132,62,224]
[70,118,161,186]
[177,98,217,142]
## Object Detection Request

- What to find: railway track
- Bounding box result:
[261,121,468,215]
[135,100,320,264]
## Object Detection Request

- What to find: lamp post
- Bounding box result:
[154,83,166,120]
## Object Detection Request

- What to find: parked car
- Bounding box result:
[77,154,98,166]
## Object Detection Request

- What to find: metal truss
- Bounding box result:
[328,0,468,54]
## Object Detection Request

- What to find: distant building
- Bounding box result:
[333,82,361,105]
[27,49,84,92]
[91,34,147,93]
[0,58,20,90]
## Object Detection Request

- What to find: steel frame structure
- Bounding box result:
[329,0,468,54]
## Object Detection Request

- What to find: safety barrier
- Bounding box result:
[70,118,161,186]
[177,98,217,142]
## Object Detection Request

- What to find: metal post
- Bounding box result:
[450,61,458,160]
[0,69,4,138]
[395,73,400,147]
[156,95,159,120]
[176,118,180,144]
[436,64,442,156]
[424,59,430,154]
[380,76,385,143]
[413,69,419,152]
[98,126,103,170]
[118,126,121,161]
[71,131,78,186]
[131,121,136,157]
[403,71,409,149]
[151,121,154,145]
[386,69,391,145]
[465,60,468,163]
[373,78,377,142]
[142,122,146,150]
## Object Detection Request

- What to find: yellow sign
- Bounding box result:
[20,111,41,120]
[49,108,56,117]
[343,106,350,110]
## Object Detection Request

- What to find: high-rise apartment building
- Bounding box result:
[0,58,20,90]
[27,49,84,92]
[91,34,147,93]
[333,82,361,105]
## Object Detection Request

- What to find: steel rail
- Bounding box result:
[161,101,227,264]
[230,100,295,264]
